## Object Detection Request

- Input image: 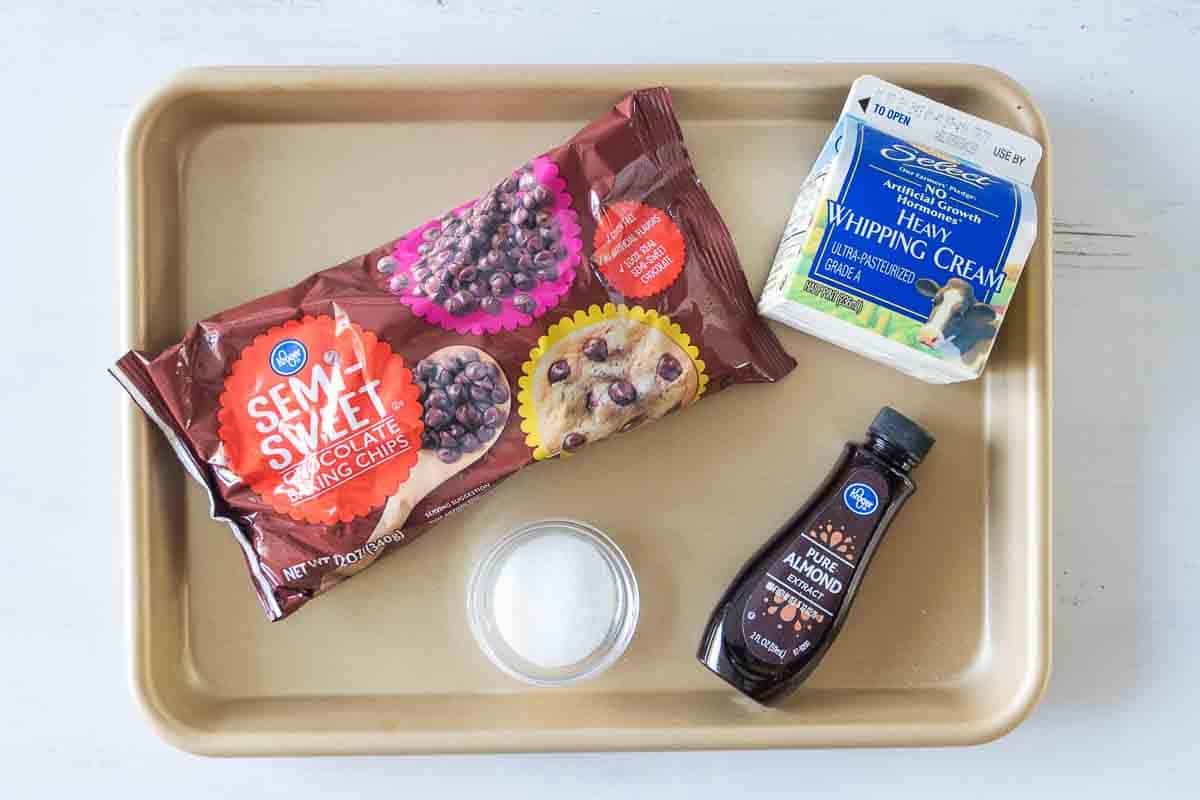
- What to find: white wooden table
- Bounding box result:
[2,1,1193,794]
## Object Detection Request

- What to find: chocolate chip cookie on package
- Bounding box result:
[521,305,705,459]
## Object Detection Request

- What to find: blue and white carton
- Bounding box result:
[759,76,1043,383]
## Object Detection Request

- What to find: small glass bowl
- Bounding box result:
[467,519,639,687]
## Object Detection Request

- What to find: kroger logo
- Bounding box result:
[843,483,879,516]
[269,339,308,376]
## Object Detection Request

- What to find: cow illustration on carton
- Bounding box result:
[915,277,1002,370]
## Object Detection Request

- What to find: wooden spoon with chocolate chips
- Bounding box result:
[321,345,511,590]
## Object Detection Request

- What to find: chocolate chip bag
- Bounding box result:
[113,88,795,620]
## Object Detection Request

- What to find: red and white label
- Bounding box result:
[592,201,686,297]
[217,315,422,524]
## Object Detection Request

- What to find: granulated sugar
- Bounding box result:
[490,529,618,669]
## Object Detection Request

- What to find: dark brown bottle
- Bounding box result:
[697,407,934,705]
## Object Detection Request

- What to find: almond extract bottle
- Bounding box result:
[697,407,934,704]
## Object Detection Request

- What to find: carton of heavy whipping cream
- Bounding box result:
[759,76,1042,383]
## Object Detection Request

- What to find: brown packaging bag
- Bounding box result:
[113,88,795,620]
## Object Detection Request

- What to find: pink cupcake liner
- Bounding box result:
[388,157,582,335]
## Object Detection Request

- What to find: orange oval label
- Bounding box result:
[217,315,422,524]
[592,201,686,297]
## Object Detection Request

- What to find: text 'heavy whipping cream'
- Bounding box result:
[759,76,1043,383]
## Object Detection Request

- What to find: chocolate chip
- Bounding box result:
[427,388,451,410]
[532,185,550,206]
[458,266,479,284]
[490,385,509,405]
[582,338,608,362]
[455,290,477,311]
[473,376,494,391]
[434,366,455,386]
[533,250,555,267]
[377,255,397,274]
[481,296,502,315]
[422,276,444,298]
[535,268,558,283]
[608,380,638,406]
[439,431,458,449]
[477,424,496,442]
[455,404,482,429]
[510,208,530,228]
[416,360,437,380]
[512,273,535,291]
[448,423,467,439]
[417,242,433,256]
[467,280,489,299]
[500,175,518,193]
[585,391,597,412]
[388,273,409,293]
[521,192,538,210]
[538,225,558,243]
[437,447,460,464]
[446,383,466,405]
[424,407,451,430]
[469,384,492,404]
[657,353,683,382]
[459,349,480,363]
[489,272,513,296]
[459,432,482,453]
[562,432,586,451]
[445,294,466,316]
[421,430,439,449]
[454,372,471,385]
[483,406,506,428]
[513,294,537,315]
[547,359,570,383]
[518,171,537,191]
[464,361,490,381]
[422,226,441,242]
[412,266,431,282]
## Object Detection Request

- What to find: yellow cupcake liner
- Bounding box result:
[518,303,708,460]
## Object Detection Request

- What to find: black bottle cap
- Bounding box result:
[869,407,935,462]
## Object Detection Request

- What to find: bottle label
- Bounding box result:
[740,467,890,665]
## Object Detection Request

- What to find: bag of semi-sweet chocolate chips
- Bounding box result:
[113,88,795,620]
